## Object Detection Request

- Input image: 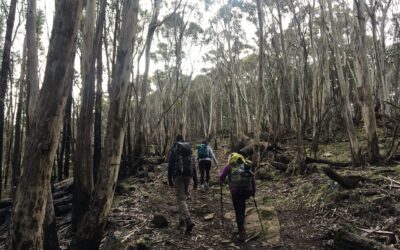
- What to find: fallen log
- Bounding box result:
[52,177,73,193]
[322,167,366,189]
[306,156,352,167]
[332,229,395,250]
[275,153,291,164]
[55,204,72,217]
[53,195,72,207]
[239,142,270,157]
[144,156,165,165]
[271,162,288,172]
[53,190,70,200]
[239,142,285,158]
[232,133,252,152]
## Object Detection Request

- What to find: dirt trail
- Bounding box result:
[102,146,329,250]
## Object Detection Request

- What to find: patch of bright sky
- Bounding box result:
[5,0,400,97]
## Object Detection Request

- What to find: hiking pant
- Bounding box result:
[231,191,251,232]
[199,160,211,185]
[174,176,191,221]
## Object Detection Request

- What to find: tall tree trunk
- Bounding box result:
[73,0,106,230]
[275,0,290,130]
[369,0,391,115]
[7,0,83,248]
[207,81,214,139]
[254,0,264,168]
[72,1,139,248]
[64,91,73,179]
[134,0,161,159]
[26,0,39,132]
[354,0,380,163]
[311,0,321,157]
[3,61,14,200]
[93,33,103,182]
[72,0,96,231]
[327,0,362,166]
[0,0,18,201]
[58,127,66,181]
[43,188,59,250]
[11,38,26,196]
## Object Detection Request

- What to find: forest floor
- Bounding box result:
[1,136,399,249]
[57,136,399,250]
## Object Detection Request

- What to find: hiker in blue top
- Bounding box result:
[197,140,219,191]
[168,135,198,234]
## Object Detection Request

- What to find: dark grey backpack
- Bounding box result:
[175,142,193,176]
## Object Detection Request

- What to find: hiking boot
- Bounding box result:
[185,218,195,234]
[238,230,246,242]
[204,182,209,191]
[199,184,204,191]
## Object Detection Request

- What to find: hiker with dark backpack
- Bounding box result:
[168,135,198,234]
[219,153,255,242]
[197,140,219,191]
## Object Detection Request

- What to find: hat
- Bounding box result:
[228,153,245,166]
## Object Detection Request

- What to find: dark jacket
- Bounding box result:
[168,140,198,187]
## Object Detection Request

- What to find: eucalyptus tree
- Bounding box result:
[0,0,17,201]
[354,0,380,163]
[147,1,202,146]
[7,0,84,248]
[72,0,97,231]
[327,0,362,166]
[368,0,392,115]
[73,0,107,231]
[254,0,265,168]
[207,1,249,148]
[11,40,25,193]
[72,0,139,248]
[26,0,39,131]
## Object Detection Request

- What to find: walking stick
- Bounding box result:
[220,182,224,229]
[253,196,266,236]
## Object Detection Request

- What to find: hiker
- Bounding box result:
[168,134,198,234]
[219,153,255,242]
[197,140,219,191]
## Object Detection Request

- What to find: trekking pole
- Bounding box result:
[253,196,266,236]
[220,181,224,229]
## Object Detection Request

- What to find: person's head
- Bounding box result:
[202,140,207,145]
[175,134,184,142]
[228,153,245,166]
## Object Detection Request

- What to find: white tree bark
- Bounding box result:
[7,0,83,248]
[72,0,139,249]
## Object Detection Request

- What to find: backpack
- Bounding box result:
[197,144,209,159]
[230,163,254,190]
[175,142,193,176]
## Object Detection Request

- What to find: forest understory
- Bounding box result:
[1,0,400,248]
[1,129,398,250]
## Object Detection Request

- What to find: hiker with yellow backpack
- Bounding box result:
[219,153,256,242]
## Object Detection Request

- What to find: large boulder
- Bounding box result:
[224,205,280,245]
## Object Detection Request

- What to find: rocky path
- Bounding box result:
[102,148,286,250]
